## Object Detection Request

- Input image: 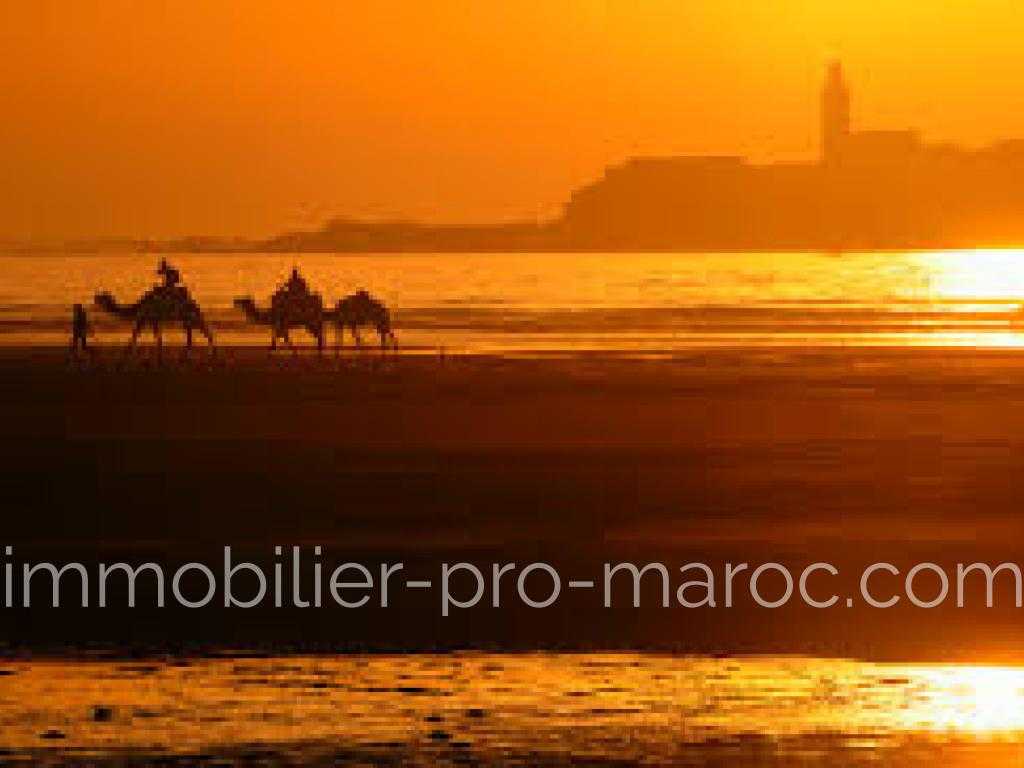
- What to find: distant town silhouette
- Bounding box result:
[21,62,1024,253]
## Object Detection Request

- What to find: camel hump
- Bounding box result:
[270,290,323,325]
[150,284,192,304]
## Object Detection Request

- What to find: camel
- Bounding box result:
[327,290,397,351]
[233,291,327,352]
[94,286,214,350]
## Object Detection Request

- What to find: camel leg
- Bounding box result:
[302,323,319,354]
[153,323,163,362]
[129,319,145,350]
[115,318,142,368]
[178,325,192,365]
[378,325,392,352]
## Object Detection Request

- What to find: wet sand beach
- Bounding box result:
[4,653,1024,766]
[3,345,1024,659]
[6,651,1024,765]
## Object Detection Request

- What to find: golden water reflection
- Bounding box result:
[6,249,1024,352]
[924,249,1024,302]
[4,654,1024,763]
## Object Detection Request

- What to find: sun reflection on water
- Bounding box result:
[3,655,1024,763]
[902,665,1024,734]
[9,249,1024,352]
[921,249,1024,303]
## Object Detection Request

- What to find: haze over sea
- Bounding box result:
[6,249,1024,352]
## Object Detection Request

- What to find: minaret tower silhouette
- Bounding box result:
[821,60,850,165]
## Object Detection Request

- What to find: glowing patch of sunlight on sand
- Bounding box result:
[921,249,1024,302]
[4,656,1024,759]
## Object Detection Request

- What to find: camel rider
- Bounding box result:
[156,259,189,302]
[285,267,309,296]
[157,259,181,288]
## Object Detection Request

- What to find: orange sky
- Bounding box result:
[3,1,1024,240]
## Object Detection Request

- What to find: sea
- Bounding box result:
[4,249,1024,353]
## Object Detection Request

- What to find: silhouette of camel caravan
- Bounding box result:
[234,268,329,352]
[234,269,397,353]
[330,289,397,351]
[94,260,214,351]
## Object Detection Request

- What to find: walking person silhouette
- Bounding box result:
[70,303,92,355]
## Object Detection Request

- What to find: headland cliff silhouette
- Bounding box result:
[20,62,1024,254]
